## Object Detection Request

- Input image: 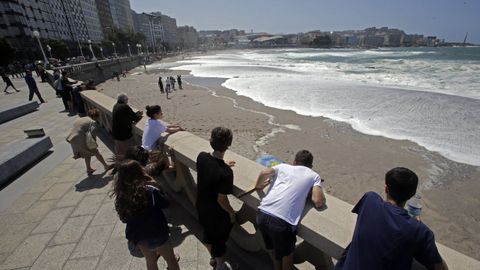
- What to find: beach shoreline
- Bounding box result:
[98,54,480,260]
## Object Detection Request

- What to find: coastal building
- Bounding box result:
[131,12,165,52]
[79,0,104,42]
[151,12,178,49]
[177,26,198,50]
[95,0,114,36]
[109,0,134,31]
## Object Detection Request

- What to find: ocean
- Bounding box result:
[162,47,480,166]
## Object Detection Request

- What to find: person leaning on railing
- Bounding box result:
[112,93,143,160]
[335,167,448,270]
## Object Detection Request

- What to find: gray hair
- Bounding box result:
[117,93,128,103]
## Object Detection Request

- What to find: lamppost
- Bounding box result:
[46,44,52,59]
[127,44,132,57]
[88,40,97,61]
[136,43,142,55]
[99,47,104,59]
[32,30,49,65]
[112,42,117,57]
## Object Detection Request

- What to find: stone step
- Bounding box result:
[0,100,39,124]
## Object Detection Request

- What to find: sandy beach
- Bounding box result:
[97,55,480,260]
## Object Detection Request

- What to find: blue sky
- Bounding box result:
[131,0,480,43]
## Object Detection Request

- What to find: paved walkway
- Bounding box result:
[0,76,254,269]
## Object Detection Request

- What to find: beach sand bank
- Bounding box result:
[97,58,480,260]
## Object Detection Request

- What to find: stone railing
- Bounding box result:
[81,90,480,270]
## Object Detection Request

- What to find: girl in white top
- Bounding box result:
[141,105,184,151]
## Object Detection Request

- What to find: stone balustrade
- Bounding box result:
[80,90,480,270]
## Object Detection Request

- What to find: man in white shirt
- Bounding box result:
[255,150,326,270]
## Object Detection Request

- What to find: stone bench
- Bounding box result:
[0,136,53,186]
[80,90,480,269]
[0,101,39,124]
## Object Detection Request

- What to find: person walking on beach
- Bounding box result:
[158,76,164,93]
[177,75,182,89]
[255,150,326,270]
[165,78,171,99]
[66,109,113,174]
[170,76,175,90]
[2,72,19,93]
[112,93,143,159]
[24,71,45,103]
[196,127,236,270]
[335,167,448,270]
[111,160,180,270]
[141,105,184,151]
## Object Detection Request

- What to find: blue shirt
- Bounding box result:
[335,192,442,270]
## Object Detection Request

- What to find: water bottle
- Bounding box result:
[407,194,423,218]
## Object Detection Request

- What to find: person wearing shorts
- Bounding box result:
[255,150,326,270]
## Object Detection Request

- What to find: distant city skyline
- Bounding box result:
[131,0,480,44]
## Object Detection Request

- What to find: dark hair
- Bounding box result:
[145,105,161,118]
[385,167,418,203]
[61,71,68,76]
[111,160,150,221]
[87,108,100,120]
[294,150,313,168]
[210,126,233,152]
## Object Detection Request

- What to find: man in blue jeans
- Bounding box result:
[335,167,448,270]
[255,150,326,270]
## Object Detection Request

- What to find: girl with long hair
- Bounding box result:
[111,160,179,270]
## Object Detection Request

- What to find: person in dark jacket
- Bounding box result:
[2,73,19,93]
[112,93,143,159]
[177,75,182,89]
[158,76,164,93]
[60,71,77,112]
[24,71,45,103]
[111,160,179,270]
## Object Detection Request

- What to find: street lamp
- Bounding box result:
[88,40,97,61]
[46,44,52,59]
[112,42,117,57]
[136,43,142,55]
[99,47,104,59]
[127,44,132,57]
[32,30,49,65]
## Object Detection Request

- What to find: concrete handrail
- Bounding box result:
[80,90,480,269]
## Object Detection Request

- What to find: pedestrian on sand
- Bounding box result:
[111,160,180,270]
[165,78,171,99]
[24,71,45,103]
[255,150,326,270]
[2,72,19,93]
[112,93,143,159]
[196,127,236,270]
[177,75,182,89]
[66,108,113,174]
[170,76,175,90]
[335,167,448,270]
[158,76,164,93]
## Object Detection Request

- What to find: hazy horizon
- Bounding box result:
[131,0,480,44]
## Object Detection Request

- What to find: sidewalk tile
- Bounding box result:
[90,202,117,226]
[50,215,93,245]
[7,193,42,214]
[129,257,147,270]
[63,257,99,270]
[111,219,126,238]
[31,207,74,234]
[30,243,76,270]
[96,237,132,270]
[70,224,114,259]
[0,222,38,254]
[0,232,53,269]
[56,188,86,208]
[39,182,74,201]
[71,194,106,217]
[16,200,57,224]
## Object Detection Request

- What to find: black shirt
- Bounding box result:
[112,102,141,140]
[196,152,233,221]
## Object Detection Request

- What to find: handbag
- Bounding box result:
[85,121,98,150]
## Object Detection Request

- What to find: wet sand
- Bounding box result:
[98,57,480,260]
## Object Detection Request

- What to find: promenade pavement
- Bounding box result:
[0,76,252,269]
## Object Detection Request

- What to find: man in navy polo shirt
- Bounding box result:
[336,167,448,270]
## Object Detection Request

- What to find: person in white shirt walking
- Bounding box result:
[255,150,326,270]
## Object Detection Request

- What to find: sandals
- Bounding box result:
[87,169,96,175]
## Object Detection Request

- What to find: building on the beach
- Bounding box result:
[94,0,114,36]
[79,0,104,42]
[131,11,179,52]
[109,0,134,31]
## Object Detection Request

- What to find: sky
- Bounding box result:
[131,0,480,44]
